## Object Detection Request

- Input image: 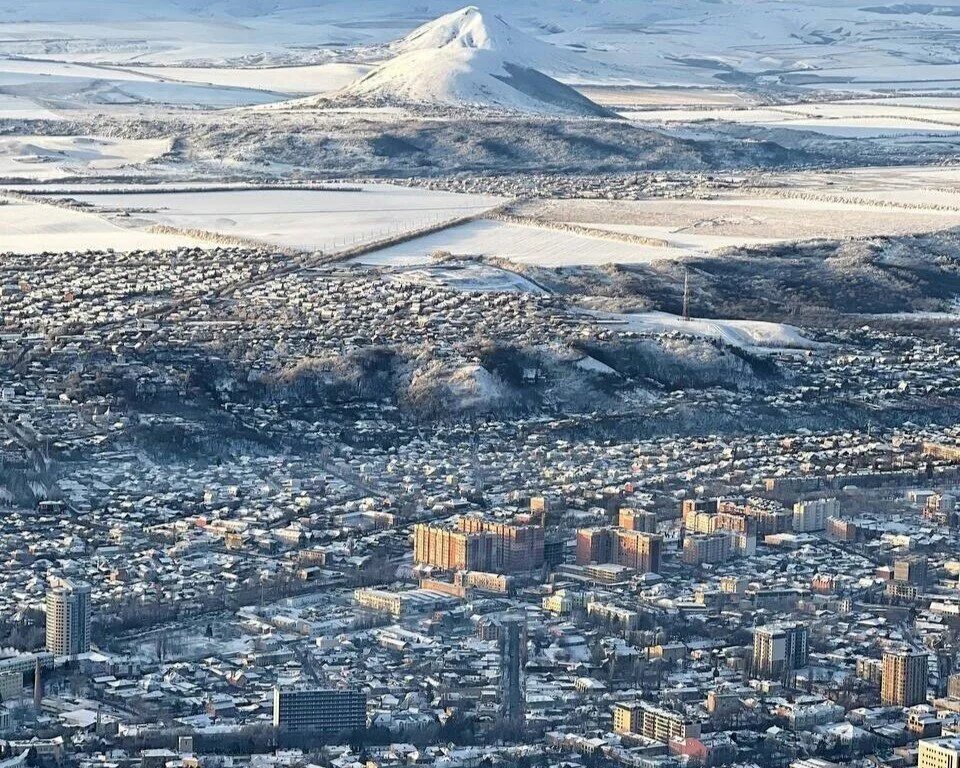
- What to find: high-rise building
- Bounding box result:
[793,498,839,532]
[882,649,928,707]
[272,688,366,734]
[682,531,734,565]
[681,498,719,518]
[45,579,91,657]
[499,615,526,726]
[612,702,642,735]
[464,518,544,573]
[752,507,792,536]
[619,508,658,533]
[753,622,809,680]
[413,518,544,574]
[948,673,960,700]
[529,497,549,525]
[894,555,928,588]
[576,527,615,567]
[918,738,960,768]
[612,701,701,743]
[616,530,662,573]
[575,526,661,573]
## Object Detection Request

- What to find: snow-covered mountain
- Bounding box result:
[307,6,615,117]
[385,4,590,76]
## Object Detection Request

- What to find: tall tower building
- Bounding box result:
[413,518,544,574]
[882,649,928,707]
[616,530,662,573]
[576,527,615,566]
[33,658,42,710]
[45,579,92,657]
[499,615,526,727]
[792,498,839,532]
[893,555,929,588]
[619,508,658,534]
[272,687,366,734]
[753,622,809,681]
[575,526,661,574]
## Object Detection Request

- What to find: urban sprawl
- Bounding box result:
[1,244,960,768]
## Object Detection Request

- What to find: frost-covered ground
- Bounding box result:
[5,0,960,93]
[127,63,372,96]
[511,168,960,261]
[586,310,817,350]
[353,219,680,267]
[0,195,202,254]
[382,262,548,294]
[4,0,960,121]
[0,135,173,180]
[41,186,505,253]
[623,98,960,139]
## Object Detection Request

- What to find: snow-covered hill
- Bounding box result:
[385,4,590,77]
[302,6,615,117]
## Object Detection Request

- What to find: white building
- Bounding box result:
[793,498,840,532]
[45,578,92,657]
[919,738,960,768]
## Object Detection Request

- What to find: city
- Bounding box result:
[3,2,960,768]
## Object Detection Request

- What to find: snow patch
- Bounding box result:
[587,310,818,350]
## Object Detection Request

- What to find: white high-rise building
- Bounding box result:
[793,498,840,533]
[753,622,809,680]
[45,578,91,657]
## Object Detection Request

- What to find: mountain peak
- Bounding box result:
[393,6,515,55]
[292,7,614,118]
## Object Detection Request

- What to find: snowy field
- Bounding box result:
[4,0,960,99]
[0,135,172,181]
[15,163,959,261]
[360,169,960,267]
[588,310,817,350]
[0,196,202,255]
[46,186,505,253]
[0,91,61,120]
[0,56,289,116]
[353,219,680,267]
[127,63,373,96]
[516,167,960,261]
[579,87,752,110]
[623,98,960,138]
[768,165,960,211]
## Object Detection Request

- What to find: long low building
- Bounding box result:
[354,587,460,618]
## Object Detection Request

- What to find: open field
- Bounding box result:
[543,197,960,243]
[765,165,960,210]
[0,196,202,254]
[0,135,172,181]
[506,165,960,262]
[579,86,753,109]
[353,219,679,267]
[15,160,960,265]
[127,63,373,96]
[623,97,960,138]
[41,185,505,253]
[0,91,62,120]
